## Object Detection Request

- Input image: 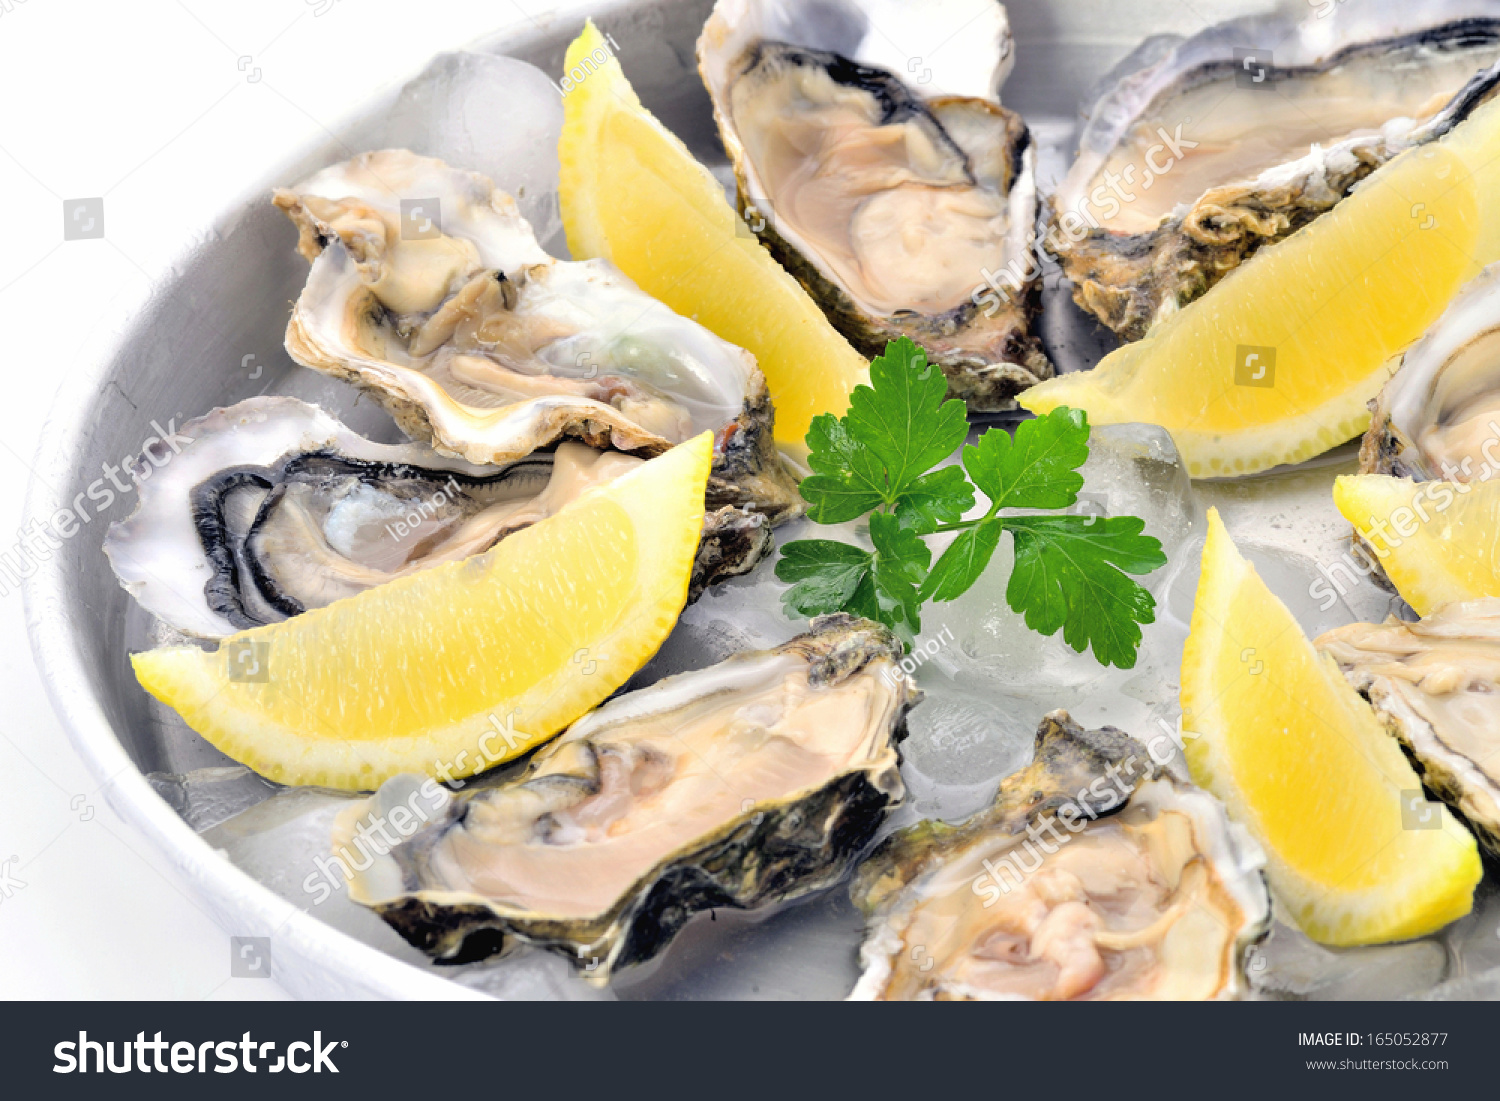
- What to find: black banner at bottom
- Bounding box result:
[3,1000,1496,1098]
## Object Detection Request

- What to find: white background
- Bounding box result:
[0,0,593,999]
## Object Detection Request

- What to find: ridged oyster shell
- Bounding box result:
[332,614,918,982]
[698,0,1051,410]
[1361,262,1500,483]
[1052,2,1500,340]
[1320,600,1500,856]
[850,711,1271,1000]
[274,149,800,521]
[102,397,771,638]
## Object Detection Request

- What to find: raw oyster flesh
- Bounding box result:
[274,149,799,520]
[850,711,1271,1000]
[1362,262,1500,482]
[103,397,770,638]
[698,0,1051,410]
[1319,599,1500,856]
[1052,3,1500,340]
[332,614,918,981]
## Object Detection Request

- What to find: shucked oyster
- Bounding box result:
[1053,3,1500,340]
[102,397,770,638]
[1319,600,1500,856]
[698,0,1051,410]
[274,149,799,520]
[1361,263,1500,482]
[850,711,1270,1000]
[333,615,917,981]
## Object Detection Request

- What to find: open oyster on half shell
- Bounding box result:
[698,0,1050,410]
[332,614,918,982]
[1319,600,1500,857]
[1361,263,1500,482]
[274,149,799,521]
[102,397,771,638]
[1053,2,1500,340]
[850,711,1271,1000]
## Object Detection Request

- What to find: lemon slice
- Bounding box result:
[1180,508,1480,945]
[558,21,867,450]
[1334,473,1500,616]
[132,433,713,790]
[1021,97,1500,478]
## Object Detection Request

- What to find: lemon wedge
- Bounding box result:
[132,433,713,790]
[1334,473,1500,616]
[1021,97,1500,478]
[1180,508,1480,945]
[558,20,867,450]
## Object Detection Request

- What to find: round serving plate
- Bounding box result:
[27,0,1500,1000]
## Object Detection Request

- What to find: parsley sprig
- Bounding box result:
[776,338,1166,669]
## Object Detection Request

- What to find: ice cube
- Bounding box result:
[450,948,616,1002]
[897,674,1041,821]
[1079,422,1202,561]
[612,888,864,1001]
[1254,919,1448,1000]
[1195,442,1401,632]
[147,766,280,833]
[380,52,565,253]
[204,787,612,999]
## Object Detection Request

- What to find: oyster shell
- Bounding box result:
[331,614,917,981]
[102,397,770,638]
[1053,4,1500,340]
[850,711,1270,1000]
[1319,600,1500,856]
[274,149,799,520]
[1361,263,1500,482]
[698,0,1051,410]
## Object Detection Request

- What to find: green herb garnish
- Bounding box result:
[776,338,1167,668]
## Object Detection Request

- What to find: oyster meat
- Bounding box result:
[698,0,1051,409]
[1319,600,1500,856]
[1361,262,1500,482]
[274,149,799,520]
[331,614,917,981]
[1053,3,1500,340]
[850,711,1270,1000]
[103,397,770,638]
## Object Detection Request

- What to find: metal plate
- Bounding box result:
[27,0,1500,999]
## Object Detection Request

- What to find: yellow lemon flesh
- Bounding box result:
[1180,508,1480,945]
[131,433,713,791]
[1022,97,1500,478]
[558,20,867,451]
[1334,473,1500,616]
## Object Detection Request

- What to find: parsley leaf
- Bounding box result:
[798,338,971,523]
[773,521,928,644]
[1003,515,1167,669]
[798,415,886,523]
[776,338,1167,670]
[845,337,969,496]
[964,405,1089,511]
[893,465,974,530]
[921,517,1003,602]
[868,513,929,643]
[776,540,872,618]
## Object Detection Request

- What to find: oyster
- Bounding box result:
[332,614,917,980]
[698,0,1051,409]
[850,711,1270,1000]
[1053,4,1500,340]
[1319,600,1500,856]
[1361,263,1500,482]
[103,397,770,638]
[274,149,799,520]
